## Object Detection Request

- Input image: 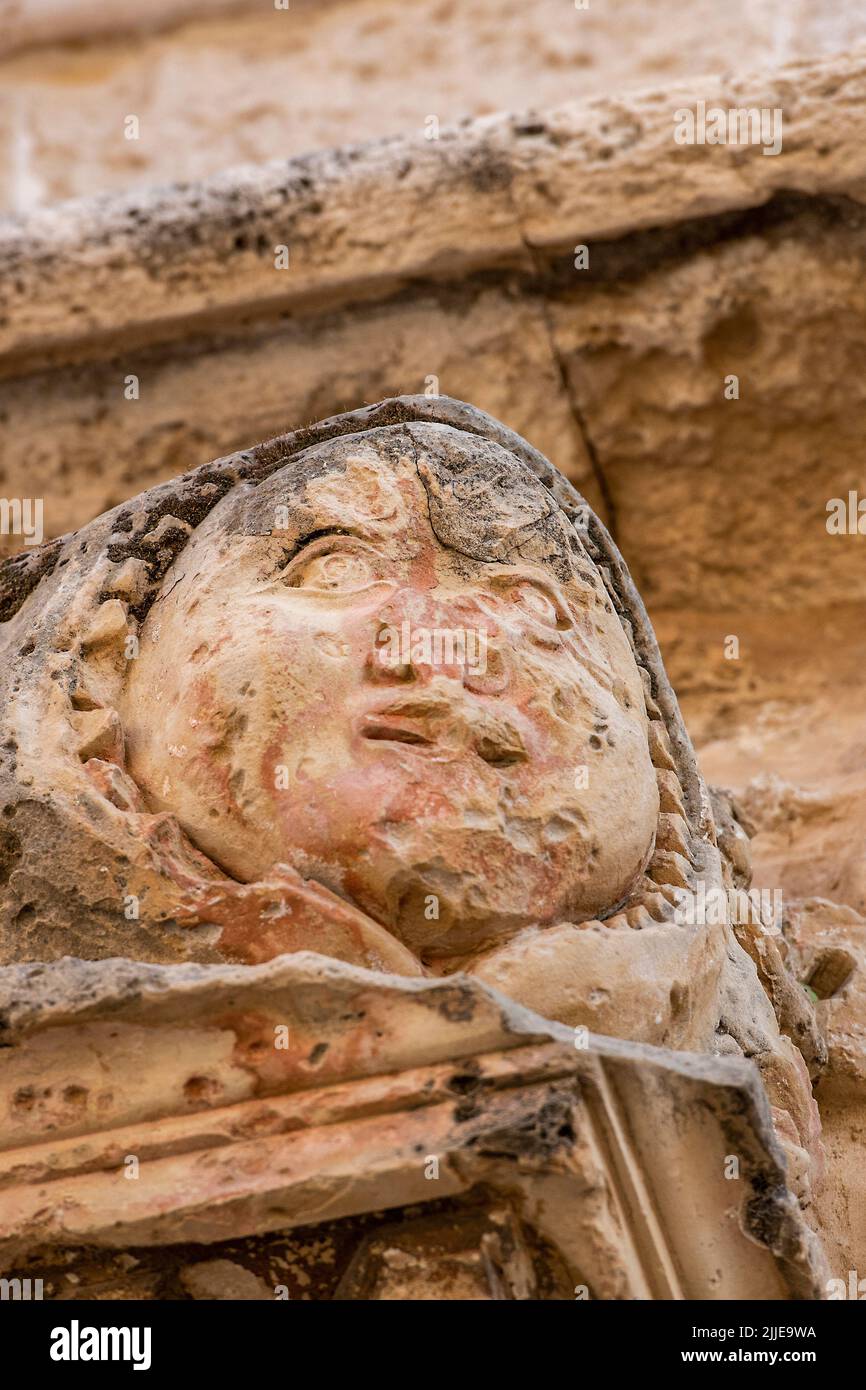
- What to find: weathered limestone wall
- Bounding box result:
[3,51,865,947]
[0,3,865,1300]
[2,54,865,621]
[2,0,864,213]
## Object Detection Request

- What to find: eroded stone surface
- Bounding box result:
[0,10,861,1306]
[3,0,863,210]
[0,397,827,1259]
[121,427,657,957]
[0,955,828,1300]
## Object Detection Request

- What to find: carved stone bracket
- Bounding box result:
[0,952,827,1299]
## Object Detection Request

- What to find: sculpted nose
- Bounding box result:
[365,592,506,690]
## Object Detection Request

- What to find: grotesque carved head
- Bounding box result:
[119,421,659,962]
[0,398,806,1095]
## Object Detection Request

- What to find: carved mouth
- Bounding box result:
[358,706,444,750]
[360,716,434,747]
[360,696,528,766]
[360,696,447,748]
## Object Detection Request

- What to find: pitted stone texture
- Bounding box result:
[2,0,864,209]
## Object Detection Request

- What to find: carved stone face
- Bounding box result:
[121,425,658,962]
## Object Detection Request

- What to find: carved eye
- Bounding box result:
[283,544,383,595]
[511,582,559,625]
[500,578,569,633]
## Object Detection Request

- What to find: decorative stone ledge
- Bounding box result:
[0,0,263,59]
[1,52,865,614]
[0,953,827,1298]
[1,52,864,368]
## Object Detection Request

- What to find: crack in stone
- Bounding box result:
[532,290,618,545]
[509,205,619,543]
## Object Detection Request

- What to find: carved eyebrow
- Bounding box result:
[484,568,563,594]
[278,526,373,565]
[295,525,366,548]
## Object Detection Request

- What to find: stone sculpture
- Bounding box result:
[0,397,838,1298]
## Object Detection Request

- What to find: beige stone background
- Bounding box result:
[1,0,864,211]
[2,0,866,1165]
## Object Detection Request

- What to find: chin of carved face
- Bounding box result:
[122,448,659,960]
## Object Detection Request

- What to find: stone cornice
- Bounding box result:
[0,51,863,372]
[0,0,263,59]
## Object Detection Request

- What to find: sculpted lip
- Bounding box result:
[359,696,445,747]
[358,694,529,766]
[360,715,434,746]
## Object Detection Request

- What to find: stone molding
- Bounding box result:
[0,52,863,372]
[0,953,828,1299]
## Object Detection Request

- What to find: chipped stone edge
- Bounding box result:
[1,51,865,364]
[0,949,828,1297]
